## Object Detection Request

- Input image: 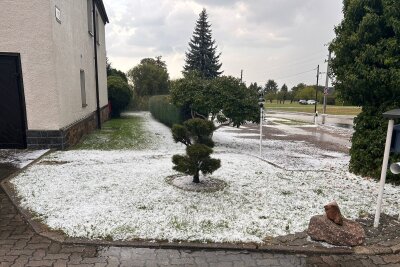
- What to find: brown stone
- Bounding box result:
[324,200,343,225]
[308,215,365,246]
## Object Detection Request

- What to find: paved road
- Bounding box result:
[266,110,355,128]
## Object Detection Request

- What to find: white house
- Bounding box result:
[0,0,109,149]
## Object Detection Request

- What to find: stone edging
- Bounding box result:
[1,151,399,256]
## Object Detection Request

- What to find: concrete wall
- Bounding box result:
[0,0,61,130]
[0,0,108,131]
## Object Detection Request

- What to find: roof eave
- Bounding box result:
[95,0,109,24]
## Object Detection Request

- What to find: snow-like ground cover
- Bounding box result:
[10,112,400,243]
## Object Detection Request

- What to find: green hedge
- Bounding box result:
[149,95,186,127]
[350,103,400,183]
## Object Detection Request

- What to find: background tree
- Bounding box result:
[172,119,221,183]
[290,83,306,103]
[295,86,320,101]
[248,82,262,92]
[264,79,278,103]
[127,56,169,96]
[107,57,128,82]
[107,76,133,117]
[330,0,400,180]
[183,9,223,79]
[280,84,288,104]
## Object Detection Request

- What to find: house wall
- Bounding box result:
[0,0,61,130]
[0,0,109,149]
[50,0,108,129]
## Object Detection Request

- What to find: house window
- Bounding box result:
[80,70,87,107]
[87,0,93,35]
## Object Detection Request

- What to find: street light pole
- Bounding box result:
[323,51,331,115]
[315,65,319,114]
[260,107,263,157]
[314,65,320,124]
[258,91,265,157]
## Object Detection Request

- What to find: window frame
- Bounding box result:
[87,0,94,36]
[80,69,87,108]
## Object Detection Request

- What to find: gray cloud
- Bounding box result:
[103,0,343,87]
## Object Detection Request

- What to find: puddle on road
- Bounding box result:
[330,123,353,129]
[310,131,350,147]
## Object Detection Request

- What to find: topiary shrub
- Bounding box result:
[350,103,400,183]
[107,76,133,117]
[172,118,221,183]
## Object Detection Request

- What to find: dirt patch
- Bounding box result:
[166,175,228,193]
[38,161,70,165]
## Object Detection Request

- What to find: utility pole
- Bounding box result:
[322,51,332,124]
[240,70,243,82]
[315,65,319,114]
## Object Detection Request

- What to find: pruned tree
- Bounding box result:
[170,73,259,127]
[172,119,221,183]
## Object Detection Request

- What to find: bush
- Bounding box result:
[107,76,133,117]
[172,119,221,183]
[350,103,400,183]
[149,95,191,127]
[129,93,150,111]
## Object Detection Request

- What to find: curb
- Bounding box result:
[1,151,398,256]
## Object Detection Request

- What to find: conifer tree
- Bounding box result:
[183,9,223,79]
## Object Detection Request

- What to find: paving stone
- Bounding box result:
[26,260,54,266]
[53,259,68,267]
[382,254,400,264]
[43,253,71,260]
[209,262,233,267]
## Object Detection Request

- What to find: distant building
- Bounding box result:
[0,0,109,149]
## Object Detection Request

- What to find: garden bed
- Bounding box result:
[8,112,400,244]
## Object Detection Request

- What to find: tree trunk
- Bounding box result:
[193,171,200,183]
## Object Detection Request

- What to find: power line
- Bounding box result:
[254,67,318,85]
[260,50,326,73]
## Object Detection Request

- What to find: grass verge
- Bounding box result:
[265,103,361,116]
[73,115,150,150]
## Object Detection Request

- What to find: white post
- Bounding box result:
[260,107,263,157]
[374,119,395,227]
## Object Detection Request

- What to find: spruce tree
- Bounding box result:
[183,9,223,79]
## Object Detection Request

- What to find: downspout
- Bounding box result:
[92,0,101,129]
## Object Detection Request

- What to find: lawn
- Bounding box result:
[265,102,361,116]
[73,115,151,150]
[9,112,400,243]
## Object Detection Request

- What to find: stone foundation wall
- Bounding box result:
[27,105,109,150]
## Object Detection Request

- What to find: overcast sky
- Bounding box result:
[103,0,343,88]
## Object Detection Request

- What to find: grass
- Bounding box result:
[265,102,361,116]
[73,115,151,150]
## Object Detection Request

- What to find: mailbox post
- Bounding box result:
[374,109,400,227]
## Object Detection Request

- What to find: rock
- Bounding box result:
[308,215,365,246]
[324,200,343,225]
